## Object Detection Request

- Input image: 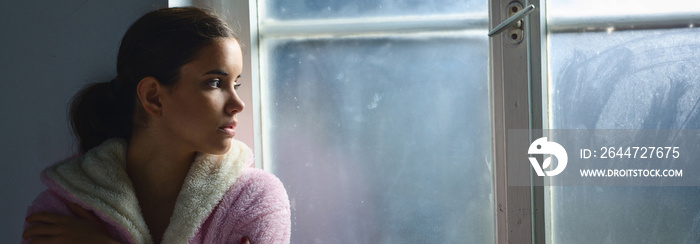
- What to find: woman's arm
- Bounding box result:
[22,191,121,244]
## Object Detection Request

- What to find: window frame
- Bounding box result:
[489,0,544,243]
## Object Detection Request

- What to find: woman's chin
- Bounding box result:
[202,140,232,155]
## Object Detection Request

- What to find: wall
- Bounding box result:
[0,0,168,241]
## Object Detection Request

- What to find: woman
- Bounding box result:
[21,7,290,244]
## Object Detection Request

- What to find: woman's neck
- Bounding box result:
[125,130,196,243]
[125,131,195,201]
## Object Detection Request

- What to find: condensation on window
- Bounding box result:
[261,35,493,243]
[548,26,700,243]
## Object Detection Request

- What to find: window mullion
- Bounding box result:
[489,0,542,243]
[549,12,700,33]
[258,15,487,38]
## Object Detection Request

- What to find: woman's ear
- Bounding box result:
[136,76,164,117]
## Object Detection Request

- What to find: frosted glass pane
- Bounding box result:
[262,0,486,20]
[550,28,700,130]
[548,28,700,243]
[262,35,492,243]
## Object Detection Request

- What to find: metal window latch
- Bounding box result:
[488,3,536,42]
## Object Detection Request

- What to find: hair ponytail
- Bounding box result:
[70,79,134,153]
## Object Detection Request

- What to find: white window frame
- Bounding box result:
[489,0,544,243]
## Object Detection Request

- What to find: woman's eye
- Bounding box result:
[207,79,221,88]
[234,83,242,90]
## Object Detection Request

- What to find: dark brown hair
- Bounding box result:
[70,7,235,153]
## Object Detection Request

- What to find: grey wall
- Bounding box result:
[0,0,167,241]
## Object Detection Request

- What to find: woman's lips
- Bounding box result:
[218,125,236,136]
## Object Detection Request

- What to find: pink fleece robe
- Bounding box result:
[22,138,290,244]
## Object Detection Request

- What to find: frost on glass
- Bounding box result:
[549,28,700,243]
[262,0,486,20]
[262,36,492,243]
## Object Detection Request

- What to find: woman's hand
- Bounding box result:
[22,202,120,244]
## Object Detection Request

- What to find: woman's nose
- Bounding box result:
[226,90,245,115]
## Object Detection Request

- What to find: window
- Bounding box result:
[194,0,700,242]
[546,0,700,243]
[257,0,493,243]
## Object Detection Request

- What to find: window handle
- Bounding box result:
[488,4,536,37]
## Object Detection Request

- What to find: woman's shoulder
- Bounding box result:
[230,168,289,205]
[214,167,290,219]
[214,140,287,201]
[205,168,290,243]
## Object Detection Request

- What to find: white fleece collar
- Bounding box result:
[43,138,251,244]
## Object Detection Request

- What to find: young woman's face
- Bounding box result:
[160,38,244,155]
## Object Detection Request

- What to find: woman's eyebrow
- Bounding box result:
[203,69,228,76]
